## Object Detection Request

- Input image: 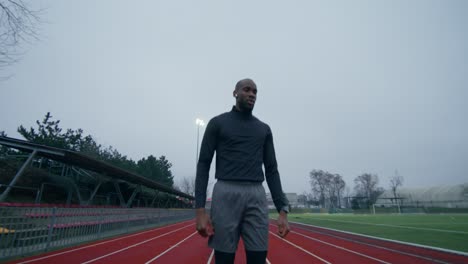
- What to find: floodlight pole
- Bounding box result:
[195,118,205,167]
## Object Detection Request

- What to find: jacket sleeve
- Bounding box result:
[195,117,218,208]
[263,125,289,213]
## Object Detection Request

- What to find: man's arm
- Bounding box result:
[263,126,289,213]
[263,126,290,238]
[195,118,218,237]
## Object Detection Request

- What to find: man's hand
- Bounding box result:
[277,211,290,238]
[196,208,214,237]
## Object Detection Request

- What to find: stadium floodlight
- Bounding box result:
[196,118,205,127]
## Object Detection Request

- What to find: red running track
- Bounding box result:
[7,219,468,264]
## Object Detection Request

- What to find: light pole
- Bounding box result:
[195,118,205,166]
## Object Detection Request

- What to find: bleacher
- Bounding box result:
[0,136,196,261]
[0,203,194,260]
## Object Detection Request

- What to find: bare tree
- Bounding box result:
[0,0,41,71]
[310,170,346,209]
[177,176,196,196]
[354,173,384,207]
[176,176,213,198]
[309,169,331,208]
[343,186,352,208]
[389,170,404,205]
[330,174,346,208]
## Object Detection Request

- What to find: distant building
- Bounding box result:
[266,193,298,209]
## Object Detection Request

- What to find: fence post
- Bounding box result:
[97,209,103,239]
[126,210,130,233]
[145,209,149,226]
[158,208,161,225]
[46,207,56,252]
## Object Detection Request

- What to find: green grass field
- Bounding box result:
[270,213,468,253]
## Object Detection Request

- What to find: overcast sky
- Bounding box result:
[1,0,467,195]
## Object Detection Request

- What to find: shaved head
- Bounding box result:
[235,78,257,91]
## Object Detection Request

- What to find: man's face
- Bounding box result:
[235,85,257,111]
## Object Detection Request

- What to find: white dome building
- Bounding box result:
[376,183,468,209]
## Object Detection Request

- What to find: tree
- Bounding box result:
[0,130,7,154]
[155,155,174,187]
[298,192,314,208]
[18,112,67,148]
[18,112,137,172]
[329,174,346,208]
[354,173,384,207]
[17,112,103,154]
[175,176,213,198]
[100,145,137,172]
[17,112,178,189]
[309,169,331,208]
[177,176,196,196]
[0,0,41,73]
[343,186,352,208]
[137,155,174,187]
[389,170,404,205]
[309,169,346,208]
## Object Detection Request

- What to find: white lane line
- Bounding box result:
[300,218,468,234]
[82,224,194,264]
[269,231,331,264]
[266,258,272,264]
[290,229,391,264]
[145,231,198,263]
[207,249,215,264]
[17,220,193,264]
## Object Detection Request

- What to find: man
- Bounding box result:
[195,78,290,264]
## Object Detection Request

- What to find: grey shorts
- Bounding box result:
[208,180,269,253]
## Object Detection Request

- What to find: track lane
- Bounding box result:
[85,224,196,264]
[270,224,389,264]
[267,229,331,263]
[286,225,431,264]
[145,231,198,263]
[146,231,212,264]
[288,221,468,264]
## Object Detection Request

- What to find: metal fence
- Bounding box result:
[0,206,194,261]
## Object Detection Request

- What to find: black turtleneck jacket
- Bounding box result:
[195,107,289,212]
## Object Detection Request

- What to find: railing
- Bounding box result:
[0,205,194,260]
